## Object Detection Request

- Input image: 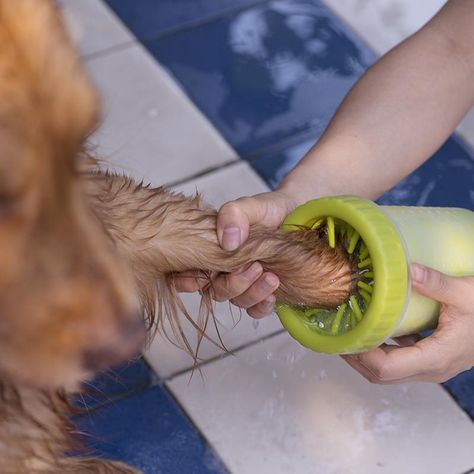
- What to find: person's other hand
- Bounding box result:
[342,263,474,383]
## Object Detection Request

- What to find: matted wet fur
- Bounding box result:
[84,166,355,358]
[0,1,355,472]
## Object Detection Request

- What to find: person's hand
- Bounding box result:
[214,190,298,318]
[342,263,474,384]
[175,190,297,318]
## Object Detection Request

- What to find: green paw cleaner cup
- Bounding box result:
[275,196,474,354]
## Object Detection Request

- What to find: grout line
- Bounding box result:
[240,128,321,163]
[73,357,156,415]
[441,383,474,423]
[72,381,151,416]
[84,38,138,62]
[163,327,286,383]
[129,0,270,44]
[163,385,232,474]
[166,157,241,188]
[163,128,319,190]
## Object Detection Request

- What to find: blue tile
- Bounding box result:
[251,136,314,188]
[376,135,474,209]
[251,134,474,209]
[144,0,376,156]
[74,357,152,411]
[444,369,474,421]
[104,0,262,39]
[74,384,227,474]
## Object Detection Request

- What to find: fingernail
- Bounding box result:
[410,263,426,283]
[242,262,263,280]
[223,227,241,251]
[263,273,279,291]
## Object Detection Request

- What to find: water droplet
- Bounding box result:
[252,319,260,330]
[147,107,159,119]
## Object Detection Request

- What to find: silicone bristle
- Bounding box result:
[346,226,354,241]
[311,218,324,230]
[350,296,363,322]
[331,304,347,335]
[327,217,335,248]
[360,289,372,305]
[357,281,373,294]
[301,218,376,337]
[358,257,372,269]
[347,231,360,254]
[348,310,356,328]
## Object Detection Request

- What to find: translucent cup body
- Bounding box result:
[382,206,474,337]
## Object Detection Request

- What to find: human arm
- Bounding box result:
[209,0,474,317]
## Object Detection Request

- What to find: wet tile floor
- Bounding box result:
[66,1,474,473]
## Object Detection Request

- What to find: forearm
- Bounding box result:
[280,0,474,203]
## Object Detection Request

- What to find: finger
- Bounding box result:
[247,296,276,319]
[217,193,290,251]
[230,272,279,309]
[350,340,442,382]
[174,271,208,292]
[212,262,263,302]
[410,263,473,307]
[217,198,264,251]
[341,354,439,384]
[341,354,405,384]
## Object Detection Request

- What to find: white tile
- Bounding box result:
[144,162,284,378]
[85,44,238,186]
[59,0,134,57]
[168,332,474,474]
[323,0,446,56]
[174,160,269,208]
[323,0,474,158]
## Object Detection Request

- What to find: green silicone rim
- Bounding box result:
[276,196,409,354]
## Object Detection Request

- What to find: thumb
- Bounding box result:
[217,192,291,251]
[410,263,466,306]
[217,197,260,251]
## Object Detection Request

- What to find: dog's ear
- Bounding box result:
[0,0,98,170]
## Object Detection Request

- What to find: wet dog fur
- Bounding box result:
[0,1,354,472]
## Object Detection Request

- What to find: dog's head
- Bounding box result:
[0,0,144,389]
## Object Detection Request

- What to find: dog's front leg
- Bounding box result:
[82,169,355,357]
[83,169,355,310]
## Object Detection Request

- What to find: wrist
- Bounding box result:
[277,161,341,206]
